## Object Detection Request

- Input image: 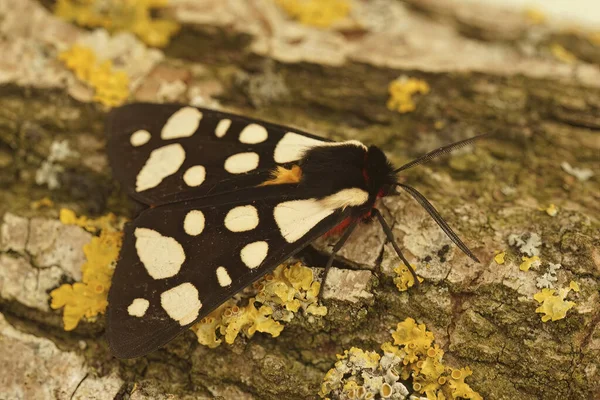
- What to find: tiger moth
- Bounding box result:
[105,103,482,358]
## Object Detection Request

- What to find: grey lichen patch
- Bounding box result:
[129,383,214,400]
[0,312,90,400]
[0,212,29,252]
[322,267,374,303]
[71,372,123,400]
[24,215,91,280]
[0,212,95,315]
[0,255,63,312]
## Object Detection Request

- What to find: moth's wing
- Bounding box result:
[106,186,348,359]
[106,103,331,206]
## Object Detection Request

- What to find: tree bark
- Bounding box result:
[0,1,598,399]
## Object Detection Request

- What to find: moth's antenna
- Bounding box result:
[372,208,420,287]
[394,133,489,174]
[396,183,480,263]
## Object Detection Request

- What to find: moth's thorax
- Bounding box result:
[298,141,396,211]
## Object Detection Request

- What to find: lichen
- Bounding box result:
[493,251,505,265]
[387,77,430,114]
[561,161,594,182]
[30,197,55,210]
[275,0,351,28]
[524,8,546,25]
[569,281,580,292]
[540,204,558,217]
[508,232,541,257]
[533,287,576,322]
[59,44,130,107]
[519,255,541,272]
[50,210,123,330]
[55,0,180,47]
[535,262,560,289]
[550,44,577,64]
[319,318,482,400]
[35,140,78,189]
[59,208,125,234]
[191,262,326,347]
[393,263,423,292]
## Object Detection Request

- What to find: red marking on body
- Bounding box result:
[324,210,373,237]
[324,216,354,237]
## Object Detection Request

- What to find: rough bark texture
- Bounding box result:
[0,0,599,399]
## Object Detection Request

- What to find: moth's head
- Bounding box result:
[365,145,397,199]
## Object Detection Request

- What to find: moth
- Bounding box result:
[105,103,482,359]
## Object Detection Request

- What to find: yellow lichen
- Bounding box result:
[320,318,482,399]
[414,354,446,397]
[569,281,580,292]
[590,32,600,46]
[546,204,558,217]
[391,318,435,363]
[31,197,55,210]
[275,0,351,28]
[387,76,430,114]
[524,8,546,25]
[339,347,381,369]
[191,262,326,347]
[447,367,482,400]
[519,255,540,271]
[393,263,423,292]
[50,211,123,330]
[493,251,506,265]
[534,287,576,322]
[59,45,130,107]
[60,208,124,233]
[55,0,180,47]
[550,43,577,64]
[539,203,558,217]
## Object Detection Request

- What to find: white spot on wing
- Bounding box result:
[215,119,231,138]
[273,133,367,164]
[130,130,151,147]
[216,266,232,287]
[224,152,259,174]
[274,132,324,163]
[136,143,185,192]
[274,188,369,243]
[319,188,369,210]
[135,228,186,279]
[161,107,203,140]
[183,165,206,187]
[127,298,150,317]
[240,241,268,269]
[184,210,205,236]
[161,282,202,326]
[239,124,268,144]
[274,200,335,243]
[224,205,259,232]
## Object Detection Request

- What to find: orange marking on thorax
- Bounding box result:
[259,165,302,186]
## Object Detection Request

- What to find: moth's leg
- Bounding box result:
[318,219,360,300]
[371,208,420,287]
